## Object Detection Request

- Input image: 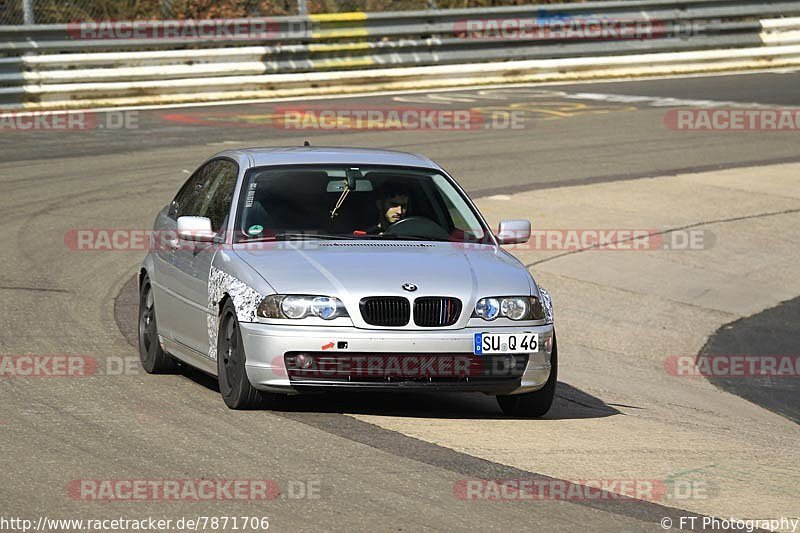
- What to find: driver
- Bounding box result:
[368,182,409,234]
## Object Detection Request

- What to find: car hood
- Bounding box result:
[234,241,534,319]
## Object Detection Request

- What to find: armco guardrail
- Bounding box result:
[2,0,800,109]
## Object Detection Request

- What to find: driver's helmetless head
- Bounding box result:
[377,185,409,228]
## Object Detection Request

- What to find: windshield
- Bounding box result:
[234,165,490,243]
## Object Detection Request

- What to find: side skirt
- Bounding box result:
[162,337,218,376]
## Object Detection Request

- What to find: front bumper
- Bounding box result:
[239,322,554,395]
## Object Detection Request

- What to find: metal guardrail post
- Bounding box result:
[0,55,24,107]
[22,0,34,25]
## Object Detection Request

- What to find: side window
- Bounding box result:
[197,160,239,232]
[171,161,219,218]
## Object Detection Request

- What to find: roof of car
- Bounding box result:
[215,146,442,170]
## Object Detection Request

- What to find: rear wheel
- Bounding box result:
[496,333,558,418]
[217,299,267,409]
[138,275,178,373]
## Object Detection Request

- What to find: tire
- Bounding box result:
[138,275,178,374]
[496,333,558,418]
[217,299,266,409]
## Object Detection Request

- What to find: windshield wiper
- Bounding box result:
[239,233,356,243]
[274,232,356,241]
[359,234,448,242]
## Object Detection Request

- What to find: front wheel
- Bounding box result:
[217,299,267,409]
[138,275,178,374]
[496,333,558,418]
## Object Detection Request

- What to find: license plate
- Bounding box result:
[474,333,538,355]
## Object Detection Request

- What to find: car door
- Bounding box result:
[150,162,216,343]
[171,159,239,356]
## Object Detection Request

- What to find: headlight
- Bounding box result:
[500,297,528,320]
[281,296,309,319]
[474,296,545,321]
[257,295,348,320]
[475,297,500,321]
[310,296,339,320]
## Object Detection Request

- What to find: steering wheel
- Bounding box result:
[383,216,451,241]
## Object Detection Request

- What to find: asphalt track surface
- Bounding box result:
[1,70,798,531]
[3,70,800,195]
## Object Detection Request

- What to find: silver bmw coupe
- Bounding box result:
[139,147,556,416]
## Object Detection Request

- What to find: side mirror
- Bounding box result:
[496,219,531,245]
[177,216,216,242]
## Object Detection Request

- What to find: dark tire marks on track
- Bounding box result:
[699,297,800,424]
